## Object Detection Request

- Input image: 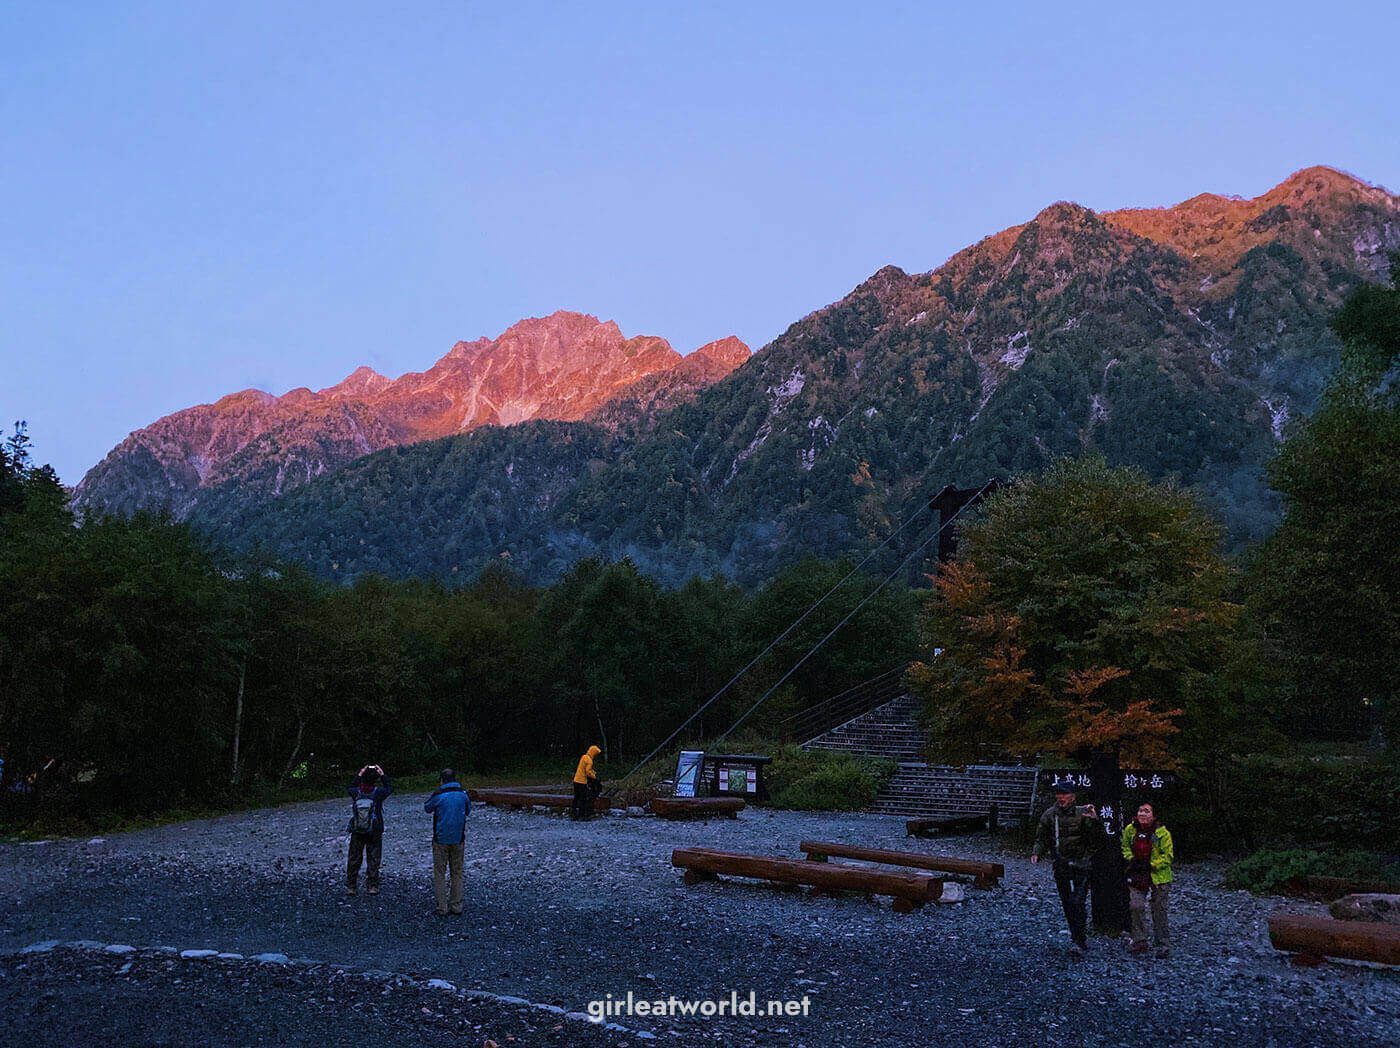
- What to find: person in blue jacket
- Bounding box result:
[423,768,470,916]
[345,764,393,895]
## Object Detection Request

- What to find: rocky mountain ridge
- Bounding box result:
[72,313,749,518]
[88,167,1400,585]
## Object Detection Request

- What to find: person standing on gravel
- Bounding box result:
[1121,801,1174,958]
[571,745,602,821]
[345,764,393,896]
[423,768,470,916]
[1031,780,1100,957]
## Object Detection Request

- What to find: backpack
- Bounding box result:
[351,793,378,835]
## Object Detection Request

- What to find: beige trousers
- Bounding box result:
[1129,881,1170,945]
[432,842,464,915]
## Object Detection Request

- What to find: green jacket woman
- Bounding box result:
[1120,801,1173,956]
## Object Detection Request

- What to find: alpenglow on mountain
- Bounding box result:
[73,312,750,519]
[85,167,1400,586]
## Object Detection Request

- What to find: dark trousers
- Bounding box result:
[571,782,592,820]
[1054,860,1091,947]
[346,832,382,889]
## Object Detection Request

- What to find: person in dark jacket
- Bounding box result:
[1031,780,1101,957]
[346,764,393,895]
[423,768,470,916]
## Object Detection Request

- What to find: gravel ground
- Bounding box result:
[3,795,1398,1047]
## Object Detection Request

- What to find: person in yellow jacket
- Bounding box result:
[1120,801,1174,958]
[571,745,602,821]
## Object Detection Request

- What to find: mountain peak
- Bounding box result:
[691,336,751,370]
[320,365,390,399]
[498,310,604,340]
[1030,201,1098,228]
[1275,165,1373,198]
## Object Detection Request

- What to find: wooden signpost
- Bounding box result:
[1038,754,1178,934]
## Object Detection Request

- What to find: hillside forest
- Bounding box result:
[2,259,1398,857]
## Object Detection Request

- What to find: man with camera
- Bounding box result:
[1031,780,1101,957]
[346,763,393,896]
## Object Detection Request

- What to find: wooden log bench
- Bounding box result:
[906,805,999,838]
[799,840,1004,888]
[1268,913,1400,966]
[648,797,745,820]
[672,847,942,913]
[473,789,619,812]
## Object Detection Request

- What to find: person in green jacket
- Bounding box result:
[1120,801,1174,958]
[1032,780,1101,957]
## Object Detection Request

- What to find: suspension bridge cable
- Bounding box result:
[714,478,996,743]
[612,487,949,786]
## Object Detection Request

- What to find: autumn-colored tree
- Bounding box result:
[912,456,1256,767]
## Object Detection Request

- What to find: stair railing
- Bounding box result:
[777,664,913,745]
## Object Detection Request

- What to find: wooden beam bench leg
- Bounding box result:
[682,869,718,886]
[890,897,916,914]
[1291,950,1326,967]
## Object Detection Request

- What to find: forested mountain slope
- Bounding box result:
[201,168,1400,585]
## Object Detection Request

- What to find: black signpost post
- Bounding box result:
[1088,752,1127,934]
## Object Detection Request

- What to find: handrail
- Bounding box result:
[777,664,912,744]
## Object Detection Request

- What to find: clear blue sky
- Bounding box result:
[4,1,1397,484]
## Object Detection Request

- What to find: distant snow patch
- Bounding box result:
[801,416,837,471]
[1000,331,1031,370]
[769,368,805,401]
[1263,397,1290,440]
[1199,275,1215,292]
[1354,229,1384,260]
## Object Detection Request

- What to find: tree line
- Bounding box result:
[4,256,1396,826]
[0,436,917,817]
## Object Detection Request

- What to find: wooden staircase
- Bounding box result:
[869,762,1040,818]
[798,685,1040,820]
[801,692,929,761]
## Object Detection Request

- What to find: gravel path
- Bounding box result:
[3,795,1398,1046]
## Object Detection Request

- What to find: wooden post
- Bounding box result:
[1089,751,1128,935]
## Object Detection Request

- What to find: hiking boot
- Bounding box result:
[366,886,379,895]
[1154,946,1170,959]
[1129,940,1149,955]
[345,886,357,896]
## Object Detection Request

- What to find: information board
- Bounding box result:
[673,751,704,798]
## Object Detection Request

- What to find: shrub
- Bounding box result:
[1224,848,1400,894]
[767,747,896,811]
